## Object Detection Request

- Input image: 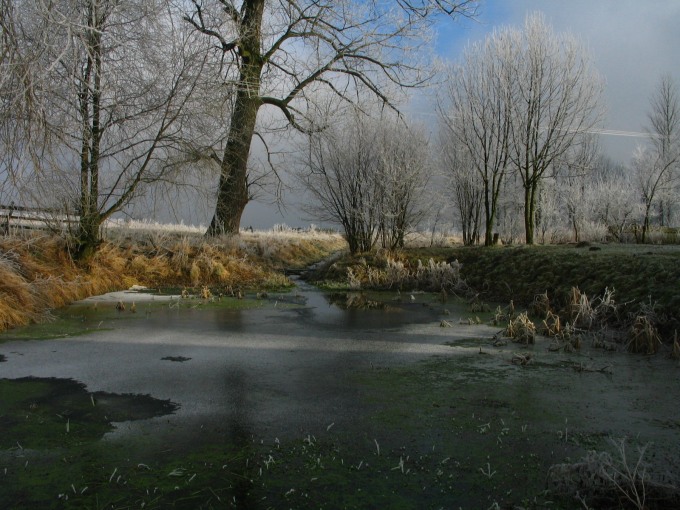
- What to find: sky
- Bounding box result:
[242,0,680,229]
[430,0,680,159]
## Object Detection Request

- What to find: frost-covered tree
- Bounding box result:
[438,135,482,245]
[590,156,637,242]
[554,136,600,242]
[300,111,430,253]
[636,74,680,242]
[438,12,602,245]
[0,0,209,258]
[507,13,604,244]
[182,0,477,235]
[438,27,515,245]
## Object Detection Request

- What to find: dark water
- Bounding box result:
[1,282,679,508]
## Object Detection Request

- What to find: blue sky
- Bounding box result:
[429,0,680,161]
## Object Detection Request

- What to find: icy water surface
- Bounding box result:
[1,282,679,508]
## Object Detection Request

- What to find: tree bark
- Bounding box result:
[76,1,104,260]
[524,182,536,244]
[207,0,264,236]
[207,85,261,235]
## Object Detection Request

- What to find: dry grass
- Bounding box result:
[504,312,536,345]
[336,253,466,294]
[541,310,562,337]
[0,228,347,332]
[0,234,127,330]
[627,315,662,354]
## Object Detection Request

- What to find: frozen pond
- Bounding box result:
[0,283,480,442]
[1,281,679,508]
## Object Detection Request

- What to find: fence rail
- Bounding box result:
[1,204,79,234]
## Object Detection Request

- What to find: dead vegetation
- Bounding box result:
[498,283,677,356]
[548,438,680,509]
[504,312,536,344]
[627,315,662,354]
[0,235,126,330]
[0,229,346,332]
[338,254,467,295]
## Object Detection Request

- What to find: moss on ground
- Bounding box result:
[312,244,680,338]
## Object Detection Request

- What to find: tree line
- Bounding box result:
[1,3,678,256]
[0,0,476,257]
[438,14,679,247]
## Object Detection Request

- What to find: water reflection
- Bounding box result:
[291,278,442,330]
[223,367,257,508]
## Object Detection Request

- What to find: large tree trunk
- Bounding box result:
[207,0,264,236]
[207,89,259,235]
[76,3,103,261]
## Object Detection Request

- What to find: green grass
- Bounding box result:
[312,243,680,339]
[0,360,577,509]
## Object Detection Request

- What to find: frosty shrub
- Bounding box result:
[504,312,536,344]
[547,438,679,509]
[345,257,465,293]
[415,258,463,291]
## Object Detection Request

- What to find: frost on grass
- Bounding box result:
[547,438,680,509]
[504,312,536,345]
[346,257,466,293]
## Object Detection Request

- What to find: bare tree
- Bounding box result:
[554,136,600,242]
[1,1,208,258]
[437,27,516,245]
[636,74,680,242]
[182,0,477,236]
[300,111,430,254]
[507,13,603,244]
[438,135,482,245]
[590,156,638,242]
[375,121,431,249]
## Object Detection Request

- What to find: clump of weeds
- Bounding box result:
[504,312,536,345]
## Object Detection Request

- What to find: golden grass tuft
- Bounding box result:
[567,287,595,329]
[505,312,536,345]
[531,291,551,317]
[627,315,661,354]
[189,262,202,286]
[541,310,561,337]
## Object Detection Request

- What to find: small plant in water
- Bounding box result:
[627,315,661,354]
[505,312,535,344]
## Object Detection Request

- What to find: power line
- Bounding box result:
[410,110,655,138]
[581,128,654,138]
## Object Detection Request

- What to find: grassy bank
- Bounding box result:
[0,229,346,332]
[312,243,680,342]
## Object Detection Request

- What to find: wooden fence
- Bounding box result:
[1,204,79,234]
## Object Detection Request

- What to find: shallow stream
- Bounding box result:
[1,281,679,508]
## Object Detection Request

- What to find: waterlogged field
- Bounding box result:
[1,283,679,509]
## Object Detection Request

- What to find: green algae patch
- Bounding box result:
[2,348,679,508]
[0,315,112,343]
[346,348,680,508]
[0,427,555,510]
[0,377,178,450]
